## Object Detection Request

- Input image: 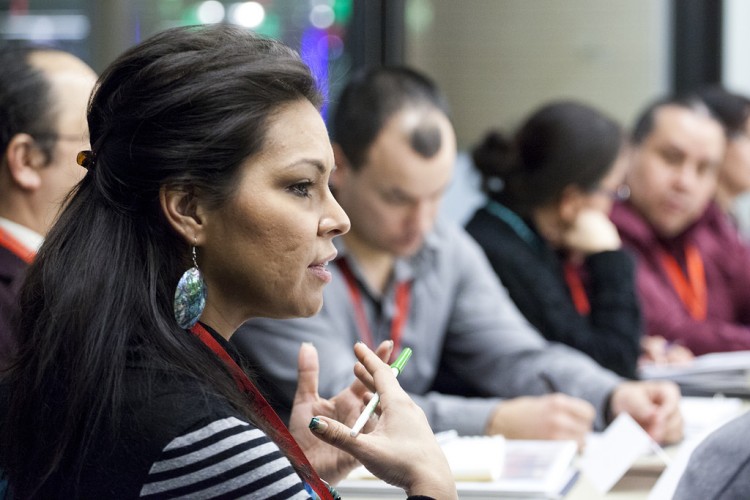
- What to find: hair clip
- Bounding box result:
[76,150,96,170]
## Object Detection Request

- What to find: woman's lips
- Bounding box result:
[308,263,332,283]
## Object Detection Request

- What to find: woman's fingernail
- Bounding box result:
[309,417,328,433]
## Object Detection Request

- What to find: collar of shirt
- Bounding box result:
[0,216,44,252]
[333,222,441,299]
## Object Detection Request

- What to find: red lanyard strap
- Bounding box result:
[0,226,35,264]
[659,243,707,321]
[190,323,333,500]
[563,262,590,316]
[336,258,411,357]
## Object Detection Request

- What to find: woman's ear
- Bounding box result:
[159,186,206,245]
[558,184,586,225]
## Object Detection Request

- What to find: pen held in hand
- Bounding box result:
[350,347,413,437]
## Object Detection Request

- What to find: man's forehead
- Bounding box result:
[29,50,93,77]
[652,105,722,138]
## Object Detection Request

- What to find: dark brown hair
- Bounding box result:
[473,100,623,215]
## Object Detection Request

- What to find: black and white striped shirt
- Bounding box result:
[24,372,314,499]
[34,334,315,500]
[140,416,309,499]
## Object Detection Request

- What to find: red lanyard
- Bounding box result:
[659,243,707,321]
[563,262,591,316]
[336,258,411,357]
[0,226,35,264]
[190,323,333,500]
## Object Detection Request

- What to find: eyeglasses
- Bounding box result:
[32,133,88,144]
[593,184,630,201]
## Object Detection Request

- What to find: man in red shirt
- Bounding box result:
[611,95,750,355]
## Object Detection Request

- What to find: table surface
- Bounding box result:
[567,470,660,500]
[340,471,660,500]
[339,439,679,500]
[340,397,749,500]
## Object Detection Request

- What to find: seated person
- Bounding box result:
[0,44,96,369]
[698,86,750,233]
[0,26,457,499]
[233,66,683,448]
[611,95,750,355]
[465,100,641,378]
[673,411,750,498]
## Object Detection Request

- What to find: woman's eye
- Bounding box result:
[289,181,313,198]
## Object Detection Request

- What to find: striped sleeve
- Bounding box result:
[139,416,311,499]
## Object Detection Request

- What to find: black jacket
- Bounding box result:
[466,206,642,379]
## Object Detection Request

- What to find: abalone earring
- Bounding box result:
[173,244,207,329]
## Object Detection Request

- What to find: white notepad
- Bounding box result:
[346,434,505,482]
[341,434,578,498]
[441,434,506,481]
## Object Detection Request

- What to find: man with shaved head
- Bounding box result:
[234,67,682,448]
[0,45,97,368]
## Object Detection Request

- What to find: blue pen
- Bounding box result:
[350,347,413,437]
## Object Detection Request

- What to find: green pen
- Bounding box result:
[349,347,413,437]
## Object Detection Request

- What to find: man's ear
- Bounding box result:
[558,184,586,225]
[5,133,45,191]
[331,143,353,188]
[159,186,207,245]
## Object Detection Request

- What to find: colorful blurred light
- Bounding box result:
[406,0,434,35]
[197,1,226,24]
[229,2,265,28]
[309,4,334,30]
[300,27,329,112]
[322,34,343,59]
[332,0,353,25]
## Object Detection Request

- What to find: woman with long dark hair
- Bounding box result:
[0,25,456,499]
[466,100,642,378]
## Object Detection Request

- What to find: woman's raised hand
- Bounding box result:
[562,208,621,255]
[289,340,392,484]
[307,342,457,499]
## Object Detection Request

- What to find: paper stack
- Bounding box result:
[639,350,750,397]
[339,435,578,499]
[441,434,506,481]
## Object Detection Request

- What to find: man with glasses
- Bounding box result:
[0,44,97,368]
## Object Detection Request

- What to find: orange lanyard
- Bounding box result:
[0,226,35,264]
[659,243,707,320]
[563,262,591,316]
[336,258,411,358]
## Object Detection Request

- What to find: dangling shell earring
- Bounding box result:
[173,243,207,329]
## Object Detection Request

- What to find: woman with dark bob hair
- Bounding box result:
[466,100,643,378]
[0,25,456,499]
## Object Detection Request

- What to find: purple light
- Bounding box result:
[300,27,329,117]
